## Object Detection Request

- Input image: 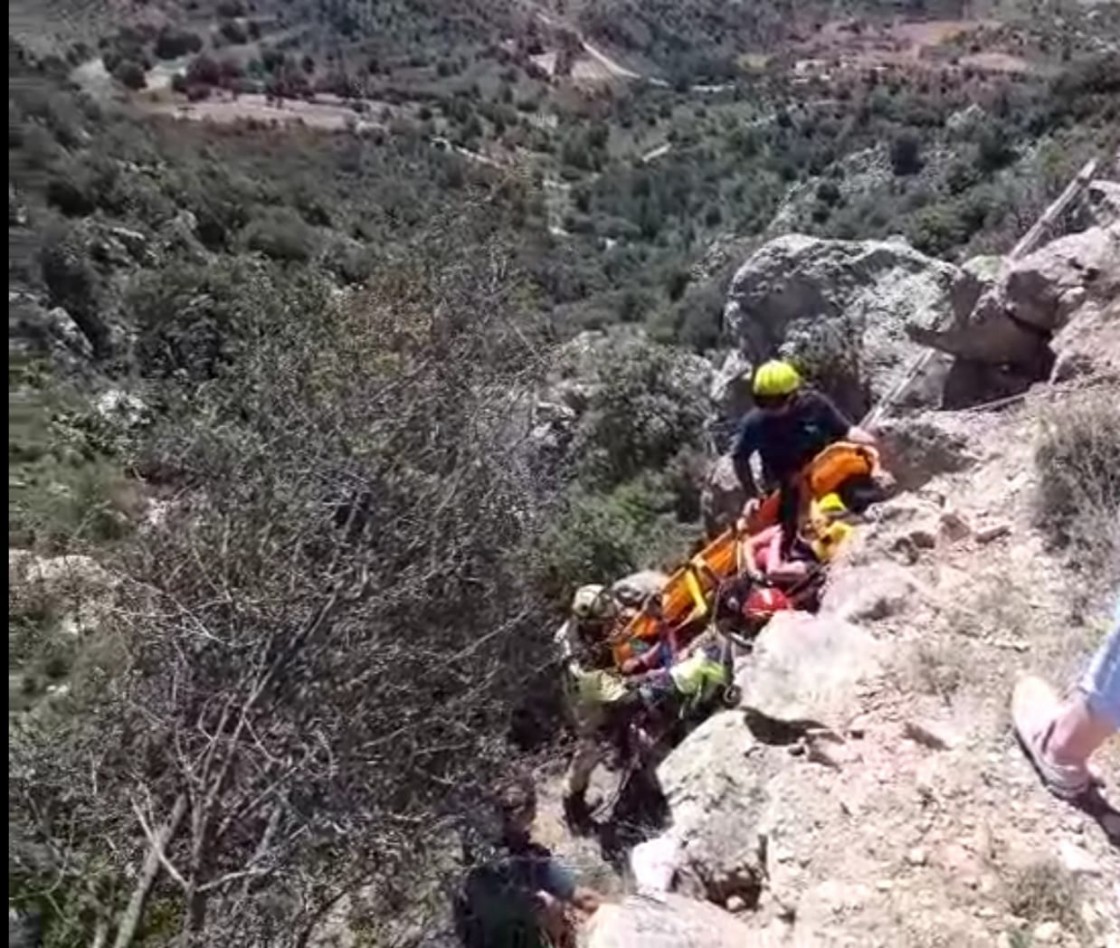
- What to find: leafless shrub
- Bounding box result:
[10,218,565,946]
[1034,391,1120,589]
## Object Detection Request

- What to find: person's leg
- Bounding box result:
[1076,617,1120,736]
[562,732,602,803]
[1013,620,1119,799]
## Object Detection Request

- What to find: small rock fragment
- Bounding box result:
[939,510,971,541]
[725,895,746,913]
[904,719,959,751]
[976,522,1012,543]
[1033,920,1061,942]
[909,529,938,549]
[1059,839,1101,876]
[906,847,928,867]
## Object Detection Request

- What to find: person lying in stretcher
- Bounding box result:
[618,493,855,679]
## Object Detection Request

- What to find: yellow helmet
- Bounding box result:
[811,492,848,521]
[811,521,853,562]
[752,360,802,398]
[571,585,616,622]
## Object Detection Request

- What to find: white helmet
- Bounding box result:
[571,584,616,622]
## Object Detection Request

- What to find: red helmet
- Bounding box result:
[742,586,793,620]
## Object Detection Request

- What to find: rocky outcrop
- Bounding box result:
[656,711,768,906]
[1050,297,1120,384]
[948,255,1002,324]
[579,893,765,948]
[1004,224,1120,332]
[707,349,753,451]
[1070,179,1120,233]
[909,223,1120,369]
[9,294,96,363]
[700,455,745,539]
[874,412,977,492]
[735,611,883,729]
[724,234,959,415]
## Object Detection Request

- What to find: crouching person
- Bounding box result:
[455,774,603,948]
[554,583,653,830]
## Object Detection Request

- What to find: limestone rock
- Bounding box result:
[1003,224,1120,331]
[579,893,765,948]
[95,388,149,428]
[8,300,95,361]
[1050,297,1120,384]
[1071,178,1120,232]
[874,413,976,491]
[656,712,768,905]
[708,350,753,450]
[945,103,986,138]
[724,234,959,413]
[735,611,883,729]
[821,560,925,624]
[105,225,152,262]
[700,454,745,539]
[950,255,1002,323]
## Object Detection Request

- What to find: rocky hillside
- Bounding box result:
[7,2,1120,942]
[524,182,1120,948]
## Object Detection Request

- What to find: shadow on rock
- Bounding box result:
[592,766,670,873]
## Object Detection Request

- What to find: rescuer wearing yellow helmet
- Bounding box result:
[732,359,876,553]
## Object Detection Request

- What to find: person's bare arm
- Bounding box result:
[845,424,877,447]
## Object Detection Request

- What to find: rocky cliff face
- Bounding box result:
[570,184,1120,948]
[723,234,961,417]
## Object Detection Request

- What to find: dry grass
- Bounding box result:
[1003,859,1085,935]
[903,639,970,702]
[1034,392,1120,591]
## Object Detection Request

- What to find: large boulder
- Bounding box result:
[874,412,977,491]
[949,255,1002,323]
[735,611,883,730]
[910,223,1120,372]
[579,894,768,948]
[707,349,753,450]
[724,234,959,415]
[656,711,768,906]
[1003,223,1120,332]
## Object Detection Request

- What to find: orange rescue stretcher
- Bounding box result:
[609,442,883,666]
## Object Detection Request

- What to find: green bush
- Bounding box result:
[128,258,329,378]
[241,207,319,263]
[45,170,97,217]
[890,132,923,176]
[533,479,691,604]
[154,27,203,60]
[571,339,709,490]
[8,385,131,550]
[976,123,1017,173]
[111,59,147,90]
